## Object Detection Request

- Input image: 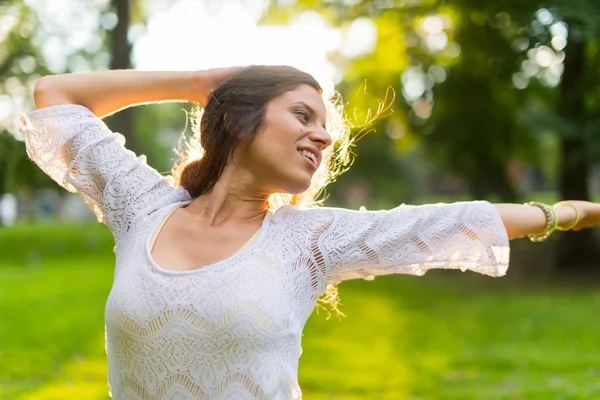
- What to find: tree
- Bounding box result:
[264,0,600,269]
[264,0,541,203]
[549,2,600,268]
[107,0,138,153]
[0,0,55,222]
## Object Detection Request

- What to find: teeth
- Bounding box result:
[298,149,317,165]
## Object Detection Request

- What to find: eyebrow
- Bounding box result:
[291,101,327,130]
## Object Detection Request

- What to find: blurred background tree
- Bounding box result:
[2,1,600,398]
[263,0,600,269]
[0,0,179,220]
[1,0,599,254]
[0,0,52,224]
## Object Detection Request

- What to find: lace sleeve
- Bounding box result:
[19,104,175,238]
[312,201,509,284]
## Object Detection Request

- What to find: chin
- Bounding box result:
[279,178,313,196]
[271,170,314,196]
[284,185,311,196]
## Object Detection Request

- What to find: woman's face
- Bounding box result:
[236,84,332,194]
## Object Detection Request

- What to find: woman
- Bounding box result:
[20,66,600,399]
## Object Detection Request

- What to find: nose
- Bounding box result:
[310,126,333,150]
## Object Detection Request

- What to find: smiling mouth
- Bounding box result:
[298,149,318,167]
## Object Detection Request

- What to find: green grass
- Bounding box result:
[1,224,600,399]
[0,223,114,400]
[302,278,600,399]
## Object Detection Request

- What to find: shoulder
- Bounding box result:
[273,204,334,221]
[20,104,106,138]
[122,183,192,231]
[271,204,363,231]
[21,104,95,120]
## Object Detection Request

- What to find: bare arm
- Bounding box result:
[33,68,244,117]
[495,201,600,240]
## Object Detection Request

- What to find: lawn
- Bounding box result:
[1,223,600,399]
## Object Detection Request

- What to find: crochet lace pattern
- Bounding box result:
[20,105,509,399]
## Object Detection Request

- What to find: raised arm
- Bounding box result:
[33,68,244,117]
[19,68,244,237]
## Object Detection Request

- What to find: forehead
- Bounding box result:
[275,85,326,114]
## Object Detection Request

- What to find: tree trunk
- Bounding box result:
[0,136,18,227]
[108,0,138,153]
[556,26,600,270]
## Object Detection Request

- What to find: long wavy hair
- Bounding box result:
[172,65,357,315]
[172,65,355,210]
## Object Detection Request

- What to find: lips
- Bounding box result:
[298,149,317,165]
[297,146,321,169]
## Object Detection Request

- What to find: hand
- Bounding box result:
[553,201,600,231]
[192,66,246,106]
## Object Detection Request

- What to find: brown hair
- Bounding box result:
[172,65,362,316]
[173,65,354,210]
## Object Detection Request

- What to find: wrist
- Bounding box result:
[524,201,557,242]
[192,67,246,106]
[186,70,215,105]
[553,202,580,230]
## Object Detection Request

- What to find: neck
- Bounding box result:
[185,165,270,226]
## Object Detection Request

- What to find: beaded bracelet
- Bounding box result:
[524,201,557,242]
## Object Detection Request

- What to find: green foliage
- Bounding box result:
[0,0,82,196]
[0,0,176,196]
[133,103,192,175]
[0,1,48,83]
[0,134,19,195]
[0,1,48,195]
[2,224,600,399]
[0,136,56,195]
[263,0,600,203]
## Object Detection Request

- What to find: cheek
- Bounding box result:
[244,133,287,169]
[254,129,295,162]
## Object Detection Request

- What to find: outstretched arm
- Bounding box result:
[310,199,600,284]
[33,68,244,117]
[495,201,600,240]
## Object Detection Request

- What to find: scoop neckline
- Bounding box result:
[144,201,273,277]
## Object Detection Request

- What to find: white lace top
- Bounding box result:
[20,105,510,400]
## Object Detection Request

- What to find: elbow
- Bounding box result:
[33,76,71,110]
